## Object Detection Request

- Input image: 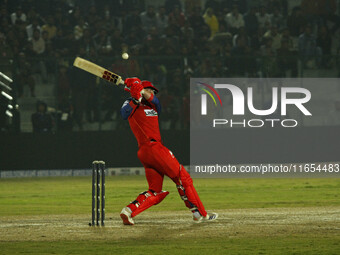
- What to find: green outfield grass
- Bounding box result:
[0,176,339,216]
[0,176,339,254]
[2,236,339,255]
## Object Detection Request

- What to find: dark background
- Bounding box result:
[0,130,190,170]
[2,126,339,170]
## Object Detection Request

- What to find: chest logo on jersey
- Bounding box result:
[144,109,158,116]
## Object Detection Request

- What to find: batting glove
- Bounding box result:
[125,77,141,87]
[130,83,144,103]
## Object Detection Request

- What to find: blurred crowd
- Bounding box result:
[0,0,339,132]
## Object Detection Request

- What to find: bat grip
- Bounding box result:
[138,89,145,103]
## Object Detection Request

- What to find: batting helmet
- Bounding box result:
[141,80,158,94]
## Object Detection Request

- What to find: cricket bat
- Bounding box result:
[73,57,124,85]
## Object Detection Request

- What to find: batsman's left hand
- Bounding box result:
[130,83,144,103]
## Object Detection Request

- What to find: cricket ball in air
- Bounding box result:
[122,53,129,59]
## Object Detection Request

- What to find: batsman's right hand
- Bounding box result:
[124,77,141,92]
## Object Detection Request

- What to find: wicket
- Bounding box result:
[91,160,105,226]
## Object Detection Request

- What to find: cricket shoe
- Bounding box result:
[193,212,218,223]
[120,207,135,225]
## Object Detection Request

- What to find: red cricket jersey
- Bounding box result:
[121,94,162,146]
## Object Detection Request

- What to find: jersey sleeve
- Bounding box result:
[146,94,161,116]
[120,98,136,120]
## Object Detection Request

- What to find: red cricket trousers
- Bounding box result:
[137,141,179,192]
[133,140,207,217]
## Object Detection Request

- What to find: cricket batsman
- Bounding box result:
[119,77,218,225]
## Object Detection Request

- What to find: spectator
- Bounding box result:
[111,29,124,55]
[126,45,142,76]
[41,30,50,44]
[157,86,178,130]
[156,6,168,33]
[227,0,247,14]
[125,27,143,47]
[86,5,100,25]
[15,52,36,97]
[16,30,29,54]
[121,0,145,15]
[124,7,142,34]
[215,9,227,31]
[53,28,69,57]
[31,29,45,55]
[26,18,41,40]
[300,0,320,26]
[10,6,26,25]
[182,39,197,56]
[31,100,53,133]
[168,5,186,28]
[271,7,285,29]
[256,6,271,31]
[318,0,339,33]
[69,6,81,27]
[164,0,182,14]
[140,5,158,32]
[160,37,181,71]
[110,0,123,17]
[244,7,259,37]
[298,24,322,68]
[194,24,211,52]
[277,39,298,77]
[188,7,206,34]
[280,27,294,48]
[74,18,87,41]
[184,0,201,16]
[92,28,112,56]
[263,25,282,51]
[287,7,306,37]
[101,4,120,32]
[181,21,194,41]
[267,0,286,15]
[54,7,64,26]
[203,7,219,38]
[0,5,10,25]
[260,37,278,77]
[231,36,248,75]
[204,0,221,14]
[317,25,332,68]
[78,29,96,57]
[41,16,57,40]
[232,27,249,47]
[31,28,48,81]
[56,99,73,132]
[225,5,245,35]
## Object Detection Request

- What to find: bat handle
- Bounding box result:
[138,89,145,103]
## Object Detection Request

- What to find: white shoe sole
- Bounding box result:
[203,213,218,222]
[193,213,218,223]
[120,213,134,225]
